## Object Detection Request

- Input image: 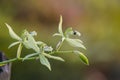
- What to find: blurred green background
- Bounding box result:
[0,0,120,80]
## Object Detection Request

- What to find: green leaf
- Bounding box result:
[23,53,39,61]
[65,38,86,49]
[58,15,64,37]
[36,41,45,46]
[39,54,51,70]
[23,40,31,49]
[17,43,23,58]
[22,30,40,53]
[64,27,73,37]
[56,38,65,51]
[5,23,21,40]
[74,51,89,65]
[53,33,61,37]
[43,53,64,62]
[73,39,83,43]
[8,41,20,49]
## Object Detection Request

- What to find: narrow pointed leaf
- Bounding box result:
[23,53,39,61]
[53,33,61,37]
[74,51,89,65]
[23,40,31,49]
[23,30,40,53]
[66,38,86,49]
[17,43,22,58]
[74,39,83,43]
[39,54,51,70]
[5,23,21,40]
[26,34,40,52]
[58,16,64,36]
[43,53,64,62]
[8,41,20,49]
[64,27,73,37]
[56,38,65,51]
[56,40,62,50]
[36,41,44,45]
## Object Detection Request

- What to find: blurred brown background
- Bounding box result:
[0,0,120,80]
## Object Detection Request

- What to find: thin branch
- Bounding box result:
[50,50,74,54]
[56,39,64,51]
[0,58,17,64]
[0,50,74,65]
[0,57,38,65]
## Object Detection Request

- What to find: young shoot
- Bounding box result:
[0,16,89,71]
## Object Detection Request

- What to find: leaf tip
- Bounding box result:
[79,54,89,66]
[74,51,89,66]
[60,15,62,20]
[83,58,89,66]
[48,67,52,71]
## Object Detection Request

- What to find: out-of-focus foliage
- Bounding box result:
[0,0,120,80]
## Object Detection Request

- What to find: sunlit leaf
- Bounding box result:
[8,41,20,49]
[17,43,22,58]
[74,51,89,65]
[74,39,83,43]
[43,53,64,61]
[56,38,65,51]
[36,41,45,46]
[53,33,61,37]
[23,40,31,49]
[39,54,51,70]
[23,30,40,53]
[5,23,21,40]
[58,15,64,37]
[65,38,86,49]
[64,27,73,37]
[56,40,62,50]
[23,53,39,61]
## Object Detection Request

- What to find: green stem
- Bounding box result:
[56,38,64,51]
[17,43,23,59]
[0,57,38,65]
[0,58,17,64]
[18,57,38,61]
[0,51,74,65]
[50,50,74,54]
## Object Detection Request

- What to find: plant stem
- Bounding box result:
[0,58,17,64]
[18,57,38,61]
[17,43,23,59]
[50,50,74,54]
[56,39,64,51]
[0,50,74,65]
[0,57,38,65]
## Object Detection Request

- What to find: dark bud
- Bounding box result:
[73,31,77,35]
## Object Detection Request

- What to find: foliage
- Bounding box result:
[0,16,89,70]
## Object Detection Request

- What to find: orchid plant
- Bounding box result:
[0,16,89,70]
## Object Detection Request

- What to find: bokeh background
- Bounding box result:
[0,0,120,80]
